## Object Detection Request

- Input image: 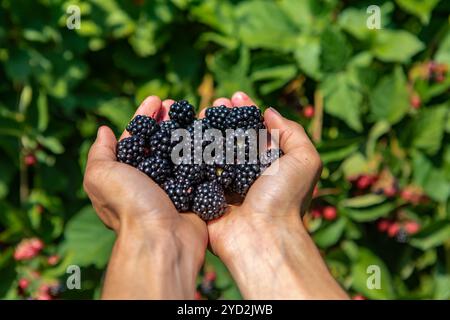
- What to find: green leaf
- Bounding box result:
[372,30,424,63]
[61,206,115,268]
[313,218,346,248]
[37,136,64,154]
[343,202,396,222]
[342,194,387,208]
[351,247,395,299]
[410,220,450,250]
[237,0,297,51]
[370,67,410,124]
[435,31,450,65]
[321,73,363,132]
[395,0,440,24]
[320,27,351,73]
[37,91,48,132]
[294,35,322,80]
[341,153,368,178]
[96,98,135,130]
[412,151,450,203]
[409,105,448,155]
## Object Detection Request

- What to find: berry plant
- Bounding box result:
[0,0,449,300]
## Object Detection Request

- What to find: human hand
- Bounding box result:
[83,96,207,299]
[201,92,347,299]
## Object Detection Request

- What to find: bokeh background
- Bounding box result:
[0,0,449,300]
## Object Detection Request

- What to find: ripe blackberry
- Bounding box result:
[224,106,265,131]
[232,164,261,196]
[192,181,227,221]
[137,156,172,185]
[226,129,259,164]
[205,105,230,131]
[205,164,235,188]
[260,148,284,171]
[126,115,159,140]
[174,163,204,184]
[149,120,180,159]
[163,178,194,212]
[116,136,147,167]
[169,100,196,127]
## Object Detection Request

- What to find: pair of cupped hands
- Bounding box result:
[83,91,335,299]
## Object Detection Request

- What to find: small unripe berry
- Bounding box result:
[18,278,29,290]
[377,219,390,232]
[410,94,421,109]
[323,206,337,221]
[404,221,420,235]
[387,223,400,237]
[303,105,315,118]
[25,154,37,166]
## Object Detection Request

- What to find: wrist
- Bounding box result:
[217,212,347,299]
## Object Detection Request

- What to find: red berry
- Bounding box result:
[303,105,315,118]
[25,154,37,166]
[410,94,421,109]
[383,186,397,198]
[18,278,29,290]
[205,271,216,282]
[377,219,390,232]
[356,175,374,190]
[387,223,400,237]
[311,208,322,219]
[194,290,202,300]
[352,294,366,300]
[47,255,59,266]
[404,221,420,235]
[323,206,337,221]
[30,238,44,251]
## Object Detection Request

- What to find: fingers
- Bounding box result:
[231,91,256,107]
[198,98,232,119]
[159,99,174,122]
[119,96,162,141]
[87,126,118,164]
[264,108,322,173]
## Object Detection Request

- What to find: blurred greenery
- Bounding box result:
[0,0,449,300]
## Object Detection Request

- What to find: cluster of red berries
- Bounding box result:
[311,205,338,221]
[377,219,420,237]
[350,174,378,190]
[14,238,44,261]
[17,269,61,300]
[400,186,428,205]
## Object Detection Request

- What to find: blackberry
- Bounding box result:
[231,164,261,196]
[163,178,194,212]
[226,129,259,164]
[137,156,172,184]
[205,105,230,131]
[116,136,147,167]
[169,100,196,127]
[126,115,159,140]
[192,181,227,221]
[224,106,265,131]
[174,163,204,184]
[205,164,235,188]
[260,148,284,171]
[149,120,180,159]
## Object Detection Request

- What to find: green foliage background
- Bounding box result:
[0,0,449,299]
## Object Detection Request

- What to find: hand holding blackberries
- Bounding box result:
[205,92,348,299]
[83,96,207,299]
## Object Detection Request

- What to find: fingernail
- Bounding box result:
[268,107,282,117]
[141,95,156,106]
[234,91,248,100]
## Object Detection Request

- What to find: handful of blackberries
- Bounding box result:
[116,100,283,221]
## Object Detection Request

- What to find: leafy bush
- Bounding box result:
[0,0,449,300]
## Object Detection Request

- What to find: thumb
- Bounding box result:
[263,107,322,176]
[87,126,118,163]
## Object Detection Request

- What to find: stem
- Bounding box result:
[312,89,323,143]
